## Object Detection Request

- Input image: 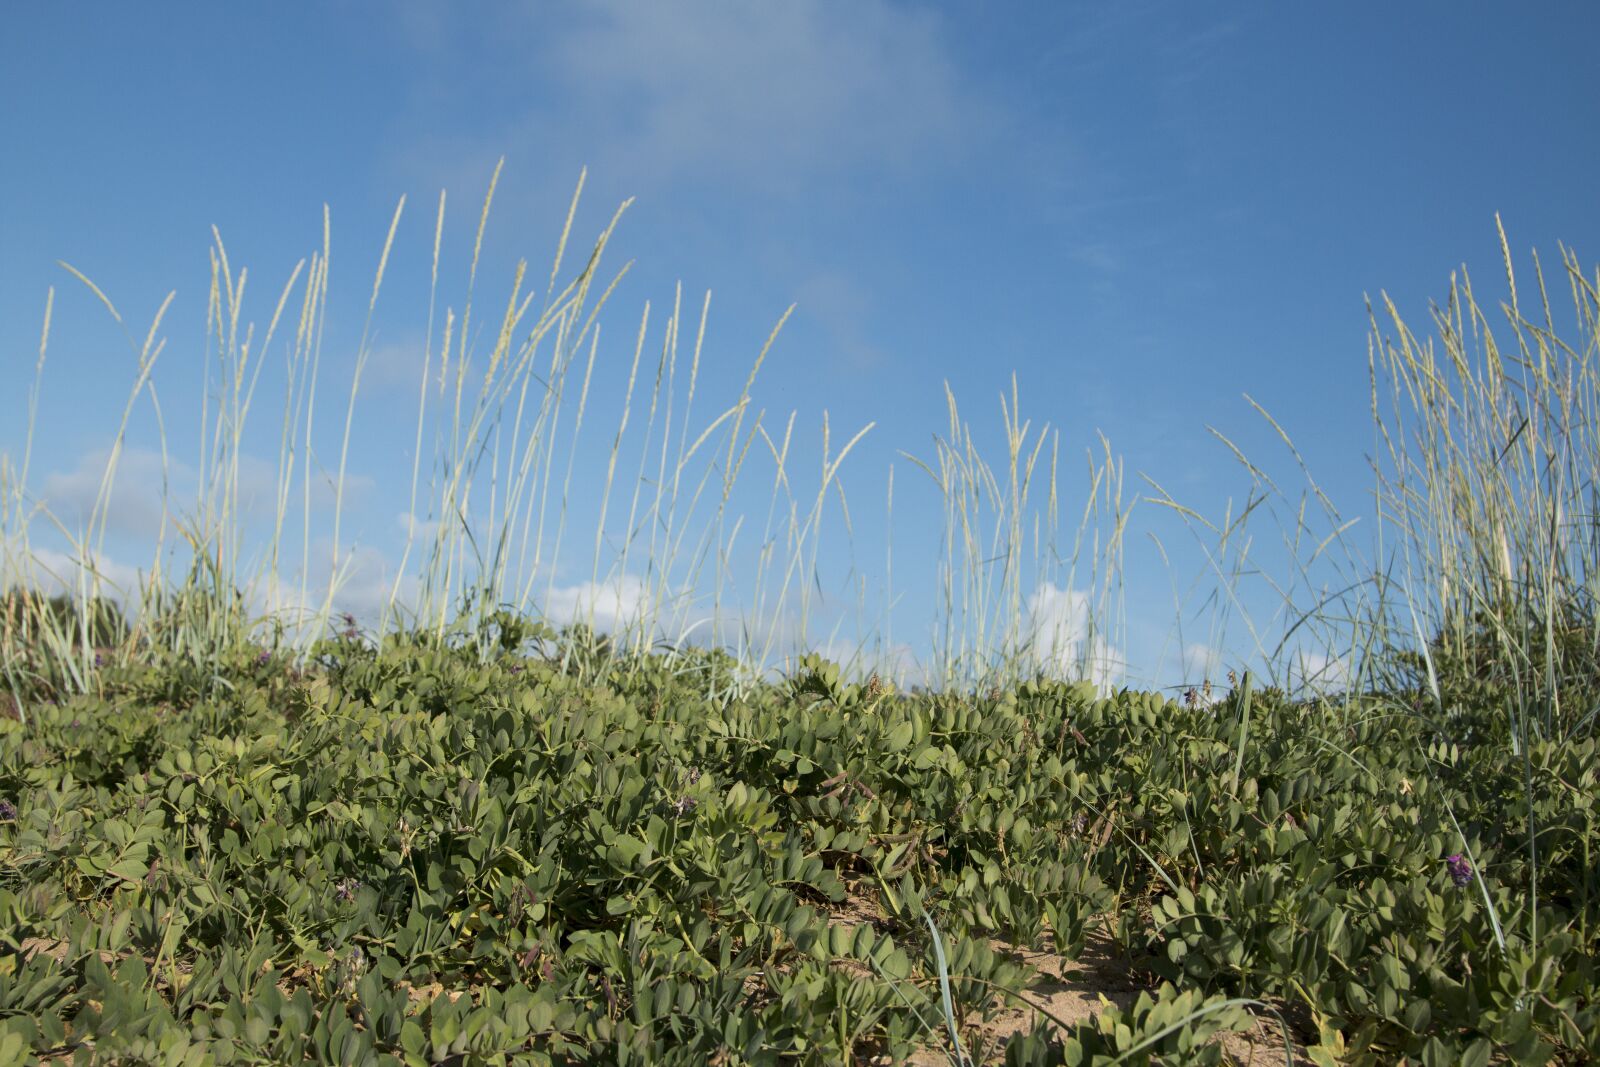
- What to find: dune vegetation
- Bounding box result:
[1,171,1597,1064]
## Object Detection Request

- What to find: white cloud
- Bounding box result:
[248,542,420,640]
[327,544,412,623]
[812,635,928,688]
[248,572,316,630]
[540,573,655,634]
[1024,582,1121,689]
[1180,641,1223,682]
[1287,648,1352,697]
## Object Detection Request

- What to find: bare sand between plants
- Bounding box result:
[893,929,1310,1066]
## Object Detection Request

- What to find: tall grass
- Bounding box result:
[0,164,1133,718]
[902,378,1130,690]
[5,166,1592,742]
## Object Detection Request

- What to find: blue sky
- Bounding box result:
[4,3,1599,689]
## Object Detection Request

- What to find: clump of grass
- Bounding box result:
[1138,222,1599,736]
[1365,218,1600,742]
[902,379,1129,692]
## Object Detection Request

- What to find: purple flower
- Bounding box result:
[1446,854,1473,887]
[0,799,16,821]
[334,877,362,903]
[257,650,272,666]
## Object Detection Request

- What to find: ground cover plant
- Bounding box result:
[2,176,1597,1063]
[0,622,1595,1064]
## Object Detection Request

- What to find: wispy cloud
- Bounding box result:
[5,545,143,600]
[388,1,998,201]
[792,270,889,371]
[35,446,376,542]
[38,447,181,539]
[362,339,432,394]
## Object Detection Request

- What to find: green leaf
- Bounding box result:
[107,858,150,884]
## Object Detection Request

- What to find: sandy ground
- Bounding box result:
[899,928,1308,1066]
